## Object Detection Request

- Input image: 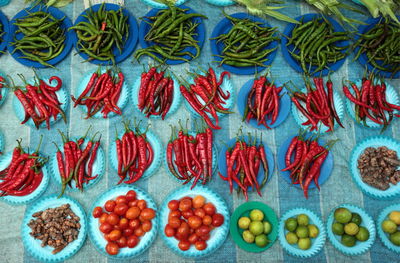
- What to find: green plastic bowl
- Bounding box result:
[230,201,278,252]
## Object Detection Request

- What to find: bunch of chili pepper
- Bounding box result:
[342,74,400,132]
[166,121,213,189]
[55,128,101,196]
[0,138,46,197]
[11,9,66,67]
[243,75,283,128]
[218,132,269,201]
[180,67,232,130]
[212,12,279,68]
[115,121,154,184]
[354,20,400,77]
[138,66,174,120]
[290,77,343,132]
[12,73,66,130]
[135,5,206,63]
[71,4,129,63]
[286,17,350,74]
[282,133,334,199]
[72,68,124,119]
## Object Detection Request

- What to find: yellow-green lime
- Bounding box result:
[297,214,309,226]
[238,216,251,230]
[242,230,255,243]
[250,209,264,221]
[332,222,344,235]
[249,221,264,236]
[296,225,309,238]
[286,232,298,244]
[341,234,356,247]
[389,211,400,225]
[344,222,359,236]
[298,238,311,250]
[382,220,398,234]
[308,224,319,238]
[351,213,362,226]
[285,218,298,232]
[263,221,272,234]
[356,226,369,242]
[255,234,269,247]
[334,208,352,224]
[390,231,400,246]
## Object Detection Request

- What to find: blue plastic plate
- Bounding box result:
[377,203,400,253]
[281,13,349,76]
[109,129,163,182]
[345,80,400,129]
[237,78,291,129]
[218,136,274,191]
[88,185,158,259]
[22,194,87,262]
[131,74,182,119]
[75,68,129,119]
[8,6,75,68]
[74,4,138,65]
[278,208,326,258]
[205,0,235,6]
[139,5,206,65]
[140,0,187,8]
[349,136,400,199]
[277,135,333,190]
[326,204,376,255]
[0,150,49,205]
[0,71,7,108]
[354,16,400,79]
[0,10,10,54]
[159,185,230,258]
[210,13,279,75]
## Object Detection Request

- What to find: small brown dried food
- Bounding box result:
[358,146,400,190]
[28,203,80,254]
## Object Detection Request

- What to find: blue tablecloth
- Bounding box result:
[0,0,399,262]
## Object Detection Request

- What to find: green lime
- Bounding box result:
[341,234,356,247]
[382,220,398,234]
[285,218,298,232]
[390,231,400,246]
[332,222,344,235]
[351,213,362,226]
[286,232,298,245]
[308,224,319,238]
[297,214,309,226]
[238,217,251,230]
[344,223,359,236]
[255,234,269,247]
[263,221,272,234]
[334,208,352,224]
[296,225,309,238]
[298,238,311,250]
[250,209,264,221]
[356,226,370,242]
[242,230,255,243]
[389,211,400,225]
[249,221,264,236]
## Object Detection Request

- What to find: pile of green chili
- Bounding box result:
[212,13,279,68]
[286,17,350,74]
[354,20,400,76]
[11,11,66,67]
[135,5,206,63]
[71,4,129,64]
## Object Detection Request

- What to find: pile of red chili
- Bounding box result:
[343,74,400,131]
[244,75,283,128]
[180,67,231,130]
[166,122,213,189]
[0,138,45,197]
[281,133,334,199]
[115,121,154,184]
[72,68,124,119]
[55,128,101,196]
[218,133,269,200]
[13,74,66,130]
[138,67,174,120]
[290,77,343,132]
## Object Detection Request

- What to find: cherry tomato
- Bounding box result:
[127,235,139,248]
[142,220,152,232]
[123,228,134,237]
[203,203,216,216]
[116,195,128,205]
[118,218,129,230]
[164,224,175,237]
[188,216,202,229]
[104,233,112,242]
[169,210,181,219]
[99,223,113,234]
[178,240,191,251]
[105,200,116,213]
[192,195,205,209]
[99,213,108,224]
[140,208,156,220]
[92,207,103,218]
[212,213,224,227]
[200,233,210,241]
[176,222,190,239]
[195,225,210,236]
[114,204,129,216]
[128,219,140,230]
[134,226,145,237]
[107,213,120,225]
[202,215,212,226]
[194,208,206,218]
[108,229,122,241]
[128,200,138,207]
[190,228,194,234]
[105,242,119,255]
[168,216,181,229]
[125,190,137,201]
[181,209,194,219]
[195,240,207,251]
[126,207,141,220]
[188,233,199,244]
[116,236,127,248]
[179,199,192,212]
[137,200,147,210]
[180,196,193,202]
[168,200,179,211]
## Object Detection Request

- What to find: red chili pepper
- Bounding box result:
[73,71,100,107]
[87,139,101,179]
[284,137,298,168]
[167,141,184,180]
[292,97,318,130]
[139,67,157,110]
[161,78,174,120]
[46,76,62,91]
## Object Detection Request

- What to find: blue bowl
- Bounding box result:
[88,185,158,259]
[349,136,400,199]
[0,10,10,54]
[237,78,291,129]
[140,0,188,8]
[8,6,75,68]
[205,0,235,6]
[354,16,400,79]
[0,71,8,108]
[281,13,349,77]
[210,13,279,75]
[218,136,275,191]
[377,203,400,253]
[74,4,138,65]
[22,194,87,262]
[159,185,230,258]
[326,204,376,256]
[138,5,206,65]
[278,208,326,258]
[277,134,334,190]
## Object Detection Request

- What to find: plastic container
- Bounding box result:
[140,0,187,8]
[377,203,400,253]
[0,10,10,54]
[204,0,235,6]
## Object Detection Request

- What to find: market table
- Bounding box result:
[0,0,399,262]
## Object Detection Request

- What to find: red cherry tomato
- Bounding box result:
[99,213,108,224]
[200,233,210,241]
[212,213,224,227]
[195,240,207,251]
[125,190,137,201]
[180,196,193,202]
[178,240,191,251]
[137,200,147,210]
[127,235,139,248]
[105,200,116,213]
[134,226,145,237]
[118,218,129,230]
[194,208,206,218]
[128,219,141,230]
[105,242,119,255]
[123,228,134,237]
[108,229,122,241]
[92,207,103,218]
[168,216,181,229]
[179,199,192,212]
[140,208,156,220]
[99,223,113,234]
[128,200,138,207]
[104,233,112,242]
[202,215,212,226]
[176,222,190,240]
[192,195,205,209]
[107,213,120,225]
[126,207,141,220]
[169,210,181,219]
[142,220,152,232]
[188,216,202,229]
[116,195,128,205]
[203,203,216,216]
[188,233,199,244]
[182,209,194,219]
[116,236,127,248]
[164,224,175,237]
[114,203,129,216]
[168,200,179,211]
[195,225,210,236]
